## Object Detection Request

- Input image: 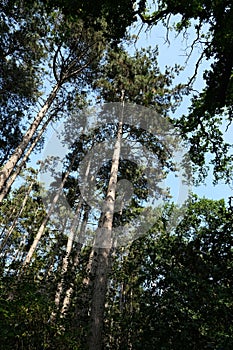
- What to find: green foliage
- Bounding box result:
[94,46,185,112]
[42,0,138,43]
[0,0,49,165]
[104,197,233,349]
[1,172,233,349]
[138,0,233,181]
[1,1,233,349]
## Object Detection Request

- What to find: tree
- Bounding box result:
[104,197,233,349]
[80,46,185,349]
[30,43,184,348]
[0,169,47,272]
[136,0,233,181]
[94,46,184,110]
[42,0,138,44]
[0,0,47,166]
[0,1,107,199]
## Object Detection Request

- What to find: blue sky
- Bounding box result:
[129,19,233,202]
[24,17,233,205]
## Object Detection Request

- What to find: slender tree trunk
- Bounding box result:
[44,142,91,284]
[59,248,81,316]
[0,30,103,195]
[0,207,17,240]
[0,182,33,253]
[88,112,124,350]
[0,114,53,203]
[20,157,74,271]
[44,217,69,281]
[7,208,41,270]
[50,202,82,321]
[43,242,60,281]
[0,82,61,193]
[60,205,90,318]
[53,151,93,320]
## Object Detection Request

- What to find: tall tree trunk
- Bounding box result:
[0,114,53,202]
[88,109,124,350]
[0,207,17,240]
[0,181,33,254]
[60,205,90,318]
[44,217,69,282]
[7,208,42,271]
[50,202,82,321]
[20,156,74,272]
[0,32,102,195]
[53,151,93,320]
[0,82,61,193]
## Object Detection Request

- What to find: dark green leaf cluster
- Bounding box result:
[104,197,233,349]
[94,47,185,112]
[138,0,233,181]
[42,0,138,43]
[0,0,48,164]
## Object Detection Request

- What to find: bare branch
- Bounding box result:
[165,14,172,45]
[137,8,171,25]
[225,118,233,132]
[186,50,206,87]
[184,22,202,65]
[133,22,145,46]
[53,44,63,83]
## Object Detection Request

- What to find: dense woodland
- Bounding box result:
[0,1,233,349]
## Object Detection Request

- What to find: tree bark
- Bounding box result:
[0,207,17,240]
[50,202,82,322]
[0,82,61,193]
[0,114,53,202]
[88,113,123,350]
[20,156,74,272]
[60,205,90,318]
[56,152,93,319]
